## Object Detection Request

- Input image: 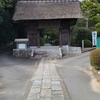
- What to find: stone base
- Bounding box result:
[62,46,81,56]
[31,46,62,59]
[13,46,82,59]
[13,49,31,58]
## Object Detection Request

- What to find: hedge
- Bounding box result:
[90,49,100,70]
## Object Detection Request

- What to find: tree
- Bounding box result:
[76,27,92,46]
[0,0,17,47]
[0,0,13,24]
[95,22,100,36]
[41,28,59,45]
[81,0,100,25]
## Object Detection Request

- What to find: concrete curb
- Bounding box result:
[82,47,96,53]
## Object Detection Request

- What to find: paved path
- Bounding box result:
[0,50,37,100]
[55,52,100,100]
[27,57,70,100]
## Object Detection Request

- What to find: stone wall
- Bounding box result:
[13,49,31,58]
[62,46,81,56]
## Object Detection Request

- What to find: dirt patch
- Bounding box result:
[79,68,100,92]
[0,83,7,95]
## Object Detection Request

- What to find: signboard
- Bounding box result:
[18,43,26,49]
[92,31,97,46]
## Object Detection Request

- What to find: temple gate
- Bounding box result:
[13,0,83,47]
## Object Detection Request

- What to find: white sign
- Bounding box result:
[18,44,26,49]
[92,31,97,46]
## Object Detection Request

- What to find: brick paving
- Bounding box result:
[27,57,66,100]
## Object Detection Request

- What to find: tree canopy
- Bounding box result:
[81,0,100,25]
[0,0,17,47]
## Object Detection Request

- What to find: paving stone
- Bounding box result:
[52,84,62,91]
[52,90,63,95]
[44,71,50,74]
[52,95,65,100]
[51,78,59,81]
[27,94,39,100]
[33,80,42,85]
[40,89,51,97]
[32,76,42,80]
[30,88,40,94]
[51,81,60,85]
[43,73,50,76]
[42,79,51,83]
[27,58,66,100]
[42,84,51,89]
[43,75,50,79]
[40,98,51,100]
[32,84,41,88]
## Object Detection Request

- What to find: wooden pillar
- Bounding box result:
[37,29,40,48]
[59,28,62,47]
[67,26,70,46]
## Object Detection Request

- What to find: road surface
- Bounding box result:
[55,52,100,100]
[0,50,37,100]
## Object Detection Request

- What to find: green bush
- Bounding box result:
[76,27,91,46]
[84,39,92,47]
[95,22,100,36]
[40,37,45,46]
[90,49,100,70]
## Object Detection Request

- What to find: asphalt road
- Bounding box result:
[55,52,100,100]
[0,49,37,100]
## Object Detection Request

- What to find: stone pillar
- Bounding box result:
[59,28,62,47]
[37,29,40,48]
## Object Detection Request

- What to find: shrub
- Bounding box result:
[95,22,100,36]
[76,27,91,46]
[84,39,92,47]
[90,49,100,70]
[40,37,45,46]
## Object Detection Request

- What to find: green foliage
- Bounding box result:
[71,35,76,46]
[90,49,100,70]
[40,37,45,46]
[0,0,17,47]
[41,28,59,45]
[95,22,100,36]
[76,27,91,46]
[84,39,92,47]
[81,0,100,25]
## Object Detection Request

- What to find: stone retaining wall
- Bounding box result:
[13,49,31,58]
[62,46,81,56]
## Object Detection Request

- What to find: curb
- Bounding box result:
[82,48,96,53]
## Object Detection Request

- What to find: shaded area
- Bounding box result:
[0,50,37,100]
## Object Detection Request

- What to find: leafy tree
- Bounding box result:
[76,27,92,46]
[81,0,100,25]
[95,22,100,36]
[41,28,59,45]
[0,0,17,47]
